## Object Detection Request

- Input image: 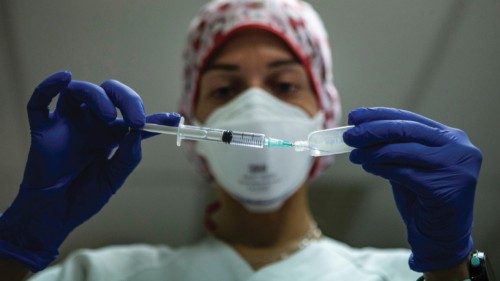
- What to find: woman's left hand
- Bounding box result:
[343,107,482,273]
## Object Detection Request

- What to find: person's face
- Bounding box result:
[195,29,320,122]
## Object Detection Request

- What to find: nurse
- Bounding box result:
[0,0,482,280]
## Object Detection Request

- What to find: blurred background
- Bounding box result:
[1,0,499,273]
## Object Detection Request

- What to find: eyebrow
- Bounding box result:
[204,58,300,73]
[266,59,300,68]
[204,63,239,72]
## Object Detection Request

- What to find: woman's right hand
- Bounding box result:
[0,71,180,272]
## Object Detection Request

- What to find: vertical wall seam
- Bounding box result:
[404,0,470,111]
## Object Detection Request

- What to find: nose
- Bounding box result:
[247,76,264,90]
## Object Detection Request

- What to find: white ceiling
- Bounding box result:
[1,0,499,269]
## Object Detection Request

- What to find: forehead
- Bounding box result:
[206,29,298,66]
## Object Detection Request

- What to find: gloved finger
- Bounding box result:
[348,107,447,130]
[100,80,145,129]
[142,112,181,140]
[350,143,445,168]
[27,71,71,128]
[360,163,434,197]
[390,184,417,225]
[56,89,100,125]
[63,80,117,123]
[104,130,142,193]
[108,118,130,142]
[55,89,80,118]
[343,120,449,149]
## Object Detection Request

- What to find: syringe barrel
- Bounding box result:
[229,131,266,148]
[180,125,225,142]
[142,118,267,149]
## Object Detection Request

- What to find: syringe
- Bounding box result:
[141,117,354,156]
[141,117,293,148]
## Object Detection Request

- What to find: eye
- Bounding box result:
[210,86,236,100]
[274,81,299,96]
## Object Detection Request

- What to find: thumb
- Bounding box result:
[105,130,142,193]
[391,183,417,225]
[142,112,181,140]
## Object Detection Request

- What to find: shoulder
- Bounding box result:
[29,244,175,281]
[316,237,420,280]
[321,237,411,261]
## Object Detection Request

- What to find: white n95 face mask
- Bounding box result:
[195,87,324,213]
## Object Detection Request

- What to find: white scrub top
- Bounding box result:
[28,236,421,281]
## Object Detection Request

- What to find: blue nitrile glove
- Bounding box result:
[0,71,181,272]
[343,107,482,272]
